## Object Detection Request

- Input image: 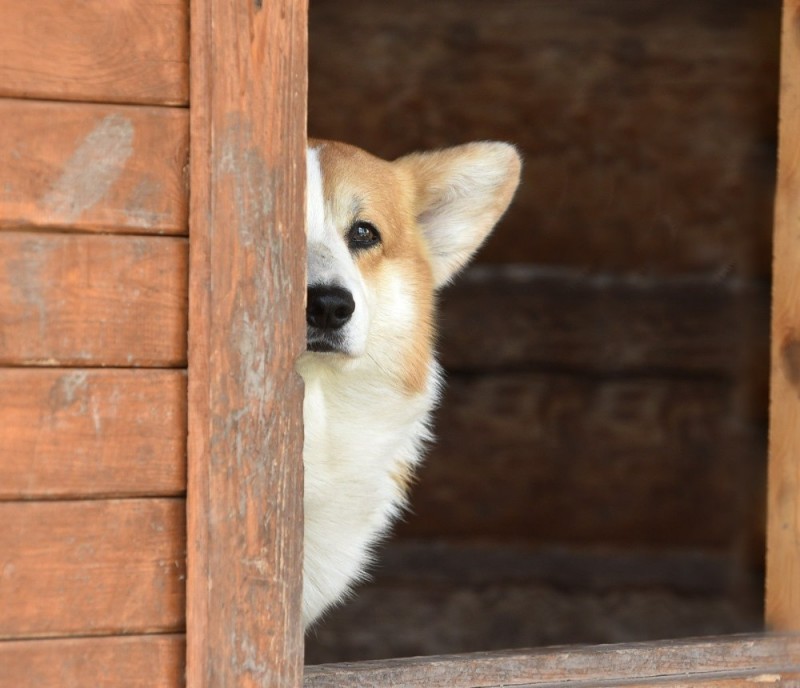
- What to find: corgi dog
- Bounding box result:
[297,139,521,628]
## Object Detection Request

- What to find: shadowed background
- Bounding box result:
[305,0,778,662]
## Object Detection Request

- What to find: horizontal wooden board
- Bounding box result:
[0,498,185,638]
[0,634,185,688]
[439,269,769,378]
[305,543,762,664]
[0,0,188,105]
[0,232,188,366]
[310,0,780,276]
[398,374,764,547]
[304,634,800,688]
[0,100,188,234]
[0,369,186,499]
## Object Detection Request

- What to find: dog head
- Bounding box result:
[304,139,521,390]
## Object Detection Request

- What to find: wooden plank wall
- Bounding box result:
[310,0,778,551]
[306,0,781,660]
[0,1,189,684]
[309,0,781,546]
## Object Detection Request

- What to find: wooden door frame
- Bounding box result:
[186,0,800,686]
[187,0,307,685]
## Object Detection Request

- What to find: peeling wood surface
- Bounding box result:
[304,634,800,688]
[0,100,188,234]
[0,634,185,688]
[0,232,187,367]
[0,369,185,499]
[767,0,800,631]
[187,0,307,685]
[0,499,185,638]
[310,0,779,277]
[0,0,188,105]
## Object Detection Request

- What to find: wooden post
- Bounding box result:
[767,0,800,631]
[187,0,307,686]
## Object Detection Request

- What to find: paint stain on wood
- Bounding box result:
[125,177,167,228]
[48,371,89,413]
[6,240,47,335]
[41,114,134,222]
[218,116,274,249]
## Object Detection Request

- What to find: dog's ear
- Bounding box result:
[396,142,521,287]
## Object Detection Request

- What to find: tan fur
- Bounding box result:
[316,140,436,395]
[389,460,418,498]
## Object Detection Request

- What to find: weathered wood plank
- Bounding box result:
[439,269,769,379]
[304,634,800,688]
[0,369,186,499]
[0,232,187,367]
[187,0,306,686]
[398,374,762,547]
[0,100,188,234]
[310,0,780,276]
[597,676,800,688]
[0,499,185,638]
[0,0,188,105]
[767,0,800,631]
[0,634,185,688]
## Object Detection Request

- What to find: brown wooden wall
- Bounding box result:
[0,1,189,683]
[309,0,778,552]
[306,0,780,661]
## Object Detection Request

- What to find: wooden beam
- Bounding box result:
[0,369,186,499]
[0,100,188,234]
[187,0,306,686]
[0,0,188,105]
[439,269,768,378]
[0,232,187,367]
[304,634,800,688]
[767,0,800,631]
[0,499,185,638]
[0,635,185,688]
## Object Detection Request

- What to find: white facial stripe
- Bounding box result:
[305,145,370,357]
[307,147,325,243]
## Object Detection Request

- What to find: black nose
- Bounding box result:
[307,285,355,330]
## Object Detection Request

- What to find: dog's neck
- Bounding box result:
[298,351,441,627]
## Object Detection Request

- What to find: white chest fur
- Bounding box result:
[298,355,440,628]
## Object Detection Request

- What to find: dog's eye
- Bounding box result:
[347,221,381,250]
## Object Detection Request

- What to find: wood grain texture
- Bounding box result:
[0,369,186,499]
[398,374,762,547]
[310,0,779,277]
[0,100,188,234]
[0,499,185,638]
[0,634,185,688]
[0,0,188,105]
[304,634,800,688]
[439,269,769,379]
[187,0,307,685]
[0,232,187,366]
[767,0,800,631]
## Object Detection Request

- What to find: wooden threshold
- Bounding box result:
[304,634,800,688]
